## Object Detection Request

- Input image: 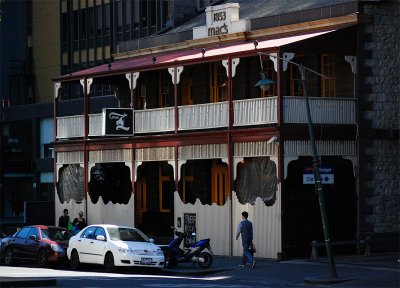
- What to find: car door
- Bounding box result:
[89,227,108,264]
[76,226,97,263]
[23,227,40,261]
[12,227,31,259]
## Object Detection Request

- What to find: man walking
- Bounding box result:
[236,211,255,268]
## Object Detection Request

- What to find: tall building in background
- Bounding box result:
[0,0,206,233]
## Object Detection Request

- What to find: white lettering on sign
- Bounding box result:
[193,3,250,40]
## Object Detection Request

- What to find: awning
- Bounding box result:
[55,30,335,81]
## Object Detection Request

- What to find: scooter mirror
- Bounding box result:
[149,238,155,243]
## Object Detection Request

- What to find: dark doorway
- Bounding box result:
[135,162,174,243]
[283,156,356,258]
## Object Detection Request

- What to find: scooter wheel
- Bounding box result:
[198,251,213,268]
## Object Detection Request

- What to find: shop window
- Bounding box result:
[57,164,84,203]
[179,159,227,206]
[234,157,277,206]
[88,162,132,204]
[210,62,228,102]
[321,54,336,97]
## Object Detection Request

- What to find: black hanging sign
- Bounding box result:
[183,213,196,247]
[102,108,134,136]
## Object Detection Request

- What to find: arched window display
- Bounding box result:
[234,157,277,206]
[57,164,84,203]
[88,162,132,204]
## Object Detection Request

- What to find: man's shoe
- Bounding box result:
[252,261,256,268]
[238,264,245,268]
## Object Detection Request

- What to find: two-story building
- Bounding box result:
[53,0,399,259]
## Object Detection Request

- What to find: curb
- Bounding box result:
[0,278,57,287]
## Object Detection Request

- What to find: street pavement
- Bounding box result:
[0,252,399,287]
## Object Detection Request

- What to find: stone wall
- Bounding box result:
[358,0,400,237]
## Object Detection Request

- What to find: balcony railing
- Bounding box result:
[179,101,228,130]
[56,97,355,139]
[283,96,356,124]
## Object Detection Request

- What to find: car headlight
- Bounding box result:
[157,248,164,256]
[118,247,135,254]
[51,244,64,253]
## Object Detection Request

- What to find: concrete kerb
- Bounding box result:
[0,277,57,287]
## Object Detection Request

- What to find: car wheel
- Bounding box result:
[70,250,80,270]
[4,248,14,266]
[198,251,213,268]
[104,252,114,272]
[37,249,48,267]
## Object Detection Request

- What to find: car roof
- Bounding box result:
[88,224,137,229]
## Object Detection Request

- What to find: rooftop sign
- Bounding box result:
[193,3,250,39]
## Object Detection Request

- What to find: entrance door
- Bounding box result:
[283,156,357,258]
[135,177,147,225]
[135,162,174,243]
[211,162,229,205]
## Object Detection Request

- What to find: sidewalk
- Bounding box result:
[165,252,400,286]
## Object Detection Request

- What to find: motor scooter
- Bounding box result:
[164,227,213,268]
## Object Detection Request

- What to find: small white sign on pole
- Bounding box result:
[303,165,334,184]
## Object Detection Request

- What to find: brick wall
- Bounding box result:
[358,0,400,237]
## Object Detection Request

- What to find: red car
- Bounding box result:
[0,225,71,267]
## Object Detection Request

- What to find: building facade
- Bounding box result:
[54,0,399,258]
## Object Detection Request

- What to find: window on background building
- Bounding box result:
[80,9,86,39]
[210,62,227,103]
[104,3,110,35]
[96,5,102,36]
[40,118,54,159]
[40,172,54,202]
[321,54,336,97]
[89,7,94,37]
[73,10,78,41]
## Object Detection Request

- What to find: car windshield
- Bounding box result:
[42,228,71,241]
[107,227,149,242]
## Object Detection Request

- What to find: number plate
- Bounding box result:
[140,257,152,265]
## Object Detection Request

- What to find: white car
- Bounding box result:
[67,224,165,272]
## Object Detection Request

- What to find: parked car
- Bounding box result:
[0,225,71,267]
[67,224,165,272]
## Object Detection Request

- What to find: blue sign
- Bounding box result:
[303,165,334,184]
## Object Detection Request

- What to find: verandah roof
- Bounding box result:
[54,30,334,82]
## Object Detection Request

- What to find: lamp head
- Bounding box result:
[255,70,274,92]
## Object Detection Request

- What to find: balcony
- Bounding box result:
[56,97,355,139]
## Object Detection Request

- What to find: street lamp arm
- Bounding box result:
[257,51,328,79]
